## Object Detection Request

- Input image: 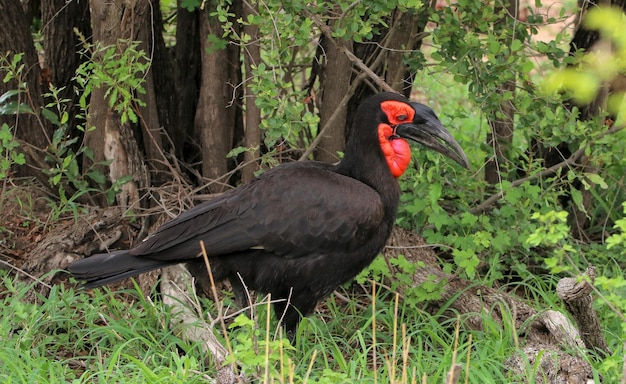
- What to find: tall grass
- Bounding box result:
[0,269,536,383]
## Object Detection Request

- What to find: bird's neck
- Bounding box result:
[335,150,401,220]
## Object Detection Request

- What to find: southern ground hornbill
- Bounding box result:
[68,92,469,336]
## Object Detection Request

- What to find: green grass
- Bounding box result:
[0,269,559,383]
[0,272,211,383]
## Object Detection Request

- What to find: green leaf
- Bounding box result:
[0,158,10,171]
[520,59,534,75]
[13,152,25,165]
[82,146,95,161]
[0,101,35,115]
[525,231,542,247]
[0,89,22,104]
[569,187,584,212]
[428,181,442,205]
[606,234,625,250]
[0,123,12,141]
[584,7,624,37]
[510,39,523,52]
[428,212,450,231]
[206,34,228,53]
[542,69,601,104]
[584,173,608,189]
[452,248,479,279]
[41,108,61,126]
[226,146,250,158]
[491,232,511,252]
[504,186,522,205]
[460,211,478,226]
[473,231,492,249]
[61,154,73,169]
[87,170,107,185]
[488,40,501,54]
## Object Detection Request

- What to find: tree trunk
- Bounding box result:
[84,0,150,210]
[22,0,40,28]
[383,11,424,97]
[484,80,515,184]
[316,15,352,164]
[131,0,169,184]
[195,5,241,192]
[484,0,518,185]
[0,0,51,179]
[174,3,201,164]
[41,0,91,136]
[151,1,176,159]
[241,2,262,183]
[304,8,429,159]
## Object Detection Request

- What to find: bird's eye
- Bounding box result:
[397,114,407,121]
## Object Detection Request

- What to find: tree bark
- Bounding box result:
[0,0,51,179]
[316,16,352,164]
[84,0,151,209]
[174,3,201,164]
[241,2,262,183]
[124,0,169,183]
[150,1,176,161]
[41,0,91,136]
[383,11,424,97]
[22,0,40,28]
[557,267,611,358]
[484,0,518,185]
[484,81,515,185]
[195,5,241,192]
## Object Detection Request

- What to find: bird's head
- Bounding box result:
[373,92,469,178]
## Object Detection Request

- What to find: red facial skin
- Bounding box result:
[378,100,416,178]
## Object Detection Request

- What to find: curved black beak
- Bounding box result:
[395,102,469,169]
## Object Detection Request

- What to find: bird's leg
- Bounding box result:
[272,299,298,343]
[275,292,320,344]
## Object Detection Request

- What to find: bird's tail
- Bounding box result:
[67,251,174,289]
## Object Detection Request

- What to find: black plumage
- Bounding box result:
[68,92,468,335]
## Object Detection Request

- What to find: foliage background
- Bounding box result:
[0,0,625,382]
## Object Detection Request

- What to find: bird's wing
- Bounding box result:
[130,186,259,258]
[130,162,385,260]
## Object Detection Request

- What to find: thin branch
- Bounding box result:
[298,72,366,160]
[304,10,395,93]
[0,258,53,289]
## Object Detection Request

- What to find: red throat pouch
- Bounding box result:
[378,124,411,178]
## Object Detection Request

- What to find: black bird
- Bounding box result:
[68,92,469,336]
